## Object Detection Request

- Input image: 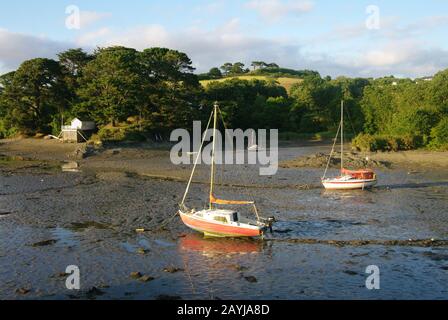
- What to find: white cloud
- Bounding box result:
[321,40,448,78]
[76,19,301,72]
[0,29,71,74]
[76,27,111,46]
[1,18,447,79]
[245,0,314,22]
[79,11,112,29]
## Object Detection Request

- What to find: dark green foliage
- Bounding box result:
[352,134,424,152]
[75,46,142,126]
[98,125,147,142]
[429,117,448,149]
[251,67,319,78]
[1,50,447,149]
[203,78,288,130]
[0,58,69,135]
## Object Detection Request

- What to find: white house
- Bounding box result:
[70,118,96,131]
[61,118,96,143]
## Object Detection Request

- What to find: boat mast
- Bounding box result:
[209,102,219,209]
[341,100,344,173]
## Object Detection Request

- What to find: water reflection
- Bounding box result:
[178,233,264,257]
[321,189,376,204]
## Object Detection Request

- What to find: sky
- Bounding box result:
[1,0,448,78]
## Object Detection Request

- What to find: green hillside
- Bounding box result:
[200,75,303,93]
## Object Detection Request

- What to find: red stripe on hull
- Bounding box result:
[180,213,261,237]
[324,180,376,184]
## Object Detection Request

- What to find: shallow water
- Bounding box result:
[1,145,448,300]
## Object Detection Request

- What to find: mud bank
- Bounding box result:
[1,139,448,299]
[280,149,448,170]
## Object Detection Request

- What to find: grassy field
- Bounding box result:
[200,75,303,93]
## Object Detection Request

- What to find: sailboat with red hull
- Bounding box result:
[178,103,275,238]
[322,101,377,190]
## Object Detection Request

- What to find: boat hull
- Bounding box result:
[322,179,377,190]
[180,212,263,238]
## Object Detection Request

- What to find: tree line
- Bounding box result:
[0,46,447,149]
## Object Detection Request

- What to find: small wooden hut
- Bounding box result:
[61,118,96,143]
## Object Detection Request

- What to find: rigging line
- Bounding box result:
[345,104,358,138]
[180,110,214,207]
[217,106,259,218]
[322,121,341,180]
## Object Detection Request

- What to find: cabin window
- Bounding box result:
[214,216,228,223]
[233,212,239,222]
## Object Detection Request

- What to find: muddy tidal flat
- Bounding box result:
[1,139,448,300]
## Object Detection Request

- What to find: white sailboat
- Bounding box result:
[179,103,275,238]
[248,131,258,151]
[322,100,377,190]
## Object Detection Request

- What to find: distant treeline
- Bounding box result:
[197,61,319,80]
[0,46,447,150]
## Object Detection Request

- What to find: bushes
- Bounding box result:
[429,117,448,150]
[352,134,424,152]
[98,125,147,142]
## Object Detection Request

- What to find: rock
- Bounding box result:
[343,270,358,276]
[163,267,184,273]
[62,161,79,172]
[86,287,105,299]
[16,288,31,295]
[244,276,258,283]
[139,275,155,283]
[229,264,249,272]
[57,272,69,278]
[106,149,122,156]
[70,145,95,160]
[31,239,58,247]
[137,248,149,255]
[280,151,390,169]
[130,272,143,279]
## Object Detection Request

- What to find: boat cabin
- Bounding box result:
[342,168,376,180]
[206,209,239,224]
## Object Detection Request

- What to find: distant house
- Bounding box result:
[61,118,96,143]
[70,118,96,131]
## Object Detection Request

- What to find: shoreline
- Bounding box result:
[1,138,446,174]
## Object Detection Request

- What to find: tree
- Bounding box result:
[0,58,68,134]
[429,69,448,115]
[208,67,222,79]
[230,62,246,75]
[251,61,266,70]
[204,78,287,129]
[290,75,339,133]
[430,117,448,148]
[75,46,142,126]
[220,63,233,76]
[58,48,93,77]
[57,48,94,120]
[138,47,201,129]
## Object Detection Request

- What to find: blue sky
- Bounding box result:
[1,0,448,77]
